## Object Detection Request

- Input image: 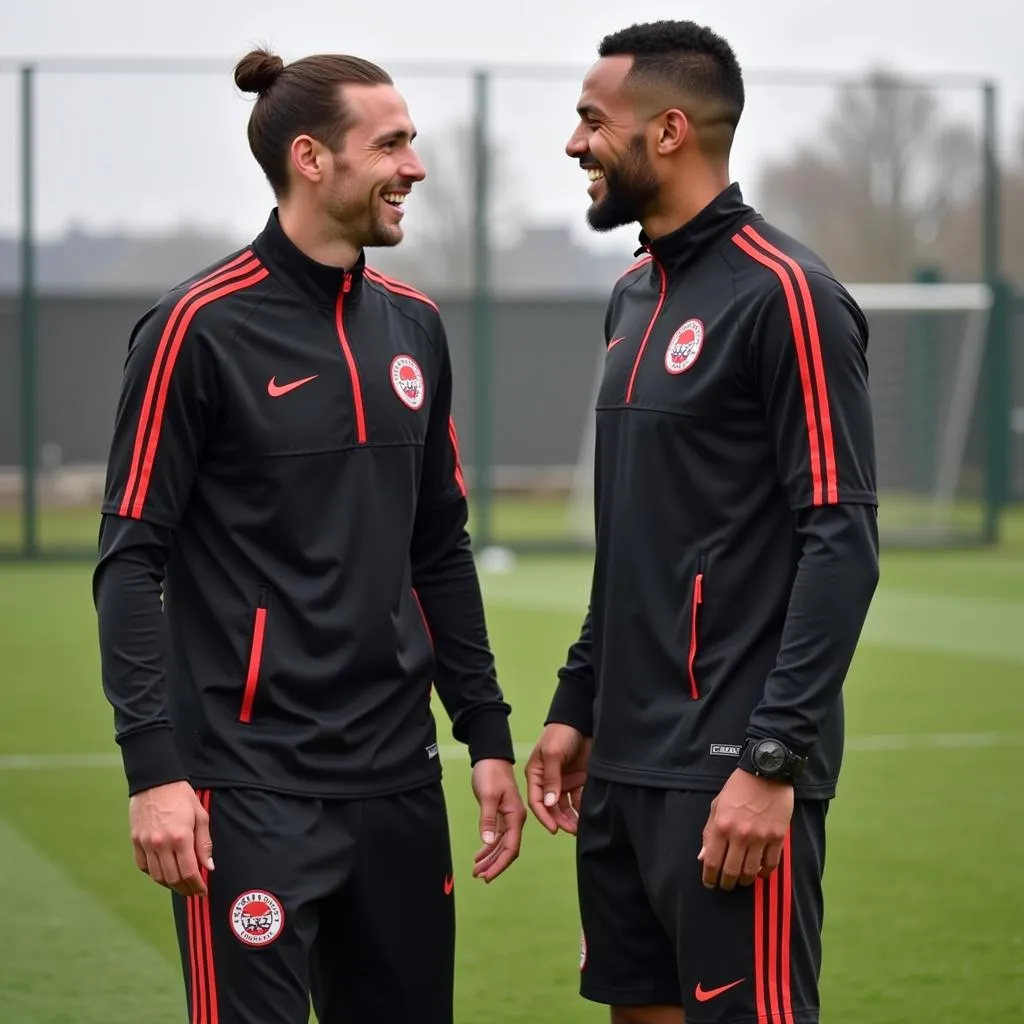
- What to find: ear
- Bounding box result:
[290,134,327,185]
[655,109,688,156]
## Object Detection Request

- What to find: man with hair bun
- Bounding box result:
[93,45,525,1024]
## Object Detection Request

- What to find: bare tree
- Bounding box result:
[758,68,983,282]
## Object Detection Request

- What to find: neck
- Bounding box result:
[641,161,730,242]
[277,198,361,270]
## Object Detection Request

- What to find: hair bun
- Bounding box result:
[234,48,285,95]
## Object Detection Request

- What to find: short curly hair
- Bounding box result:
[598,21,744,148]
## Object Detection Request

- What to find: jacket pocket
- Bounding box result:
[411,587,434,652]
[687,554,706,700]
[239,587,269,723]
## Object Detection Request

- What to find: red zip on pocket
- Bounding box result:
[687,564,705,700]
[411,587,433,651]
[239,587,269,723]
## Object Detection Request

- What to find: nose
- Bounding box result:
[404,148,427,182]
[565,125,588,159]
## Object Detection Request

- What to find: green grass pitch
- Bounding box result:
[1,536,1023,1021]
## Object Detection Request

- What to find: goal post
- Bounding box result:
[567,280,996,549]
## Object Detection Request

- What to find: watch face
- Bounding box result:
[754,740,786,773]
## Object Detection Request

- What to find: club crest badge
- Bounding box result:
[229,890,285,947]
[390,354,425,410]
[665,318,704,374]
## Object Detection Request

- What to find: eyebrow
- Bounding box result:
[372,127,417,146]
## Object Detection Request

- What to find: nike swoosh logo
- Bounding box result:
[268,374,318,397]
[694,979,745,1002]
[443,874,454,896]
[607,336,627,350]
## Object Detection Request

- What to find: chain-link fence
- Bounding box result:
[0,58,1015,557]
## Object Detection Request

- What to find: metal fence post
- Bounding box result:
[19,63,38,559]
[471,68,493,550]
[981,81,1009,545]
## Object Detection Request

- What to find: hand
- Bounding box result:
[470,759,527,883]
[698,768,794,891]
[524,723,591,835]
[129,781,214,898]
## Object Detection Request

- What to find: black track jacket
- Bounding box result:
[547,184,879,799]
[94,210,514,798]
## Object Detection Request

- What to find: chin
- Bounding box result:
[586,201,635,233]
[366,225,404,249]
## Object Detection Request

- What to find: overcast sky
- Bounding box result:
[0,0,1017,256]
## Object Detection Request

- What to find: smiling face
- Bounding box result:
[565,56,661,232]
[316,83,426,249]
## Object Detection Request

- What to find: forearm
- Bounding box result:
[93,515,187,794]
[545,608,596,736]
[411,499,514,763]
[746,503,880,753]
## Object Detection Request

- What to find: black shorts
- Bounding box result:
[576,777,828,1023]
[171,781,455,1024]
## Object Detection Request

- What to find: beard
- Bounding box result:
[586,133,660,233]
[325,156,406,250]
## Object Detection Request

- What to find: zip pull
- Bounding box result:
[342,273,352,294]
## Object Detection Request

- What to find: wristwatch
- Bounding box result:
[738,737,807,783]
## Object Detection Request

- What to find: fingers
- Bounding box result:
[551,791,579,835]
[132,840,148,875]
[525,745,560,835]
[141,832,205,898]
[473,787,526,883]
[133,823,210,897]
[193,803,215,874]
[735,841,766,889]
[477,790,500,848]
[758,839,784,879]
[699,830,727,890]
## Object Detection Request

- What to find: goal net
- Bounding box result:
[567,281,994,548]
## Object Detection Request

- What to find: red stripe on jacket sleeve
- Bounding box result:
[731,232,826,507]
[123,263,268,519]
[743,225,839,503]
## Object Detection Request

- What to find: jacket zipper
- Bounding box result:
[687,556,706,700]
[239,586,269,723]
[625,253,668,404]
[335,273,367,443]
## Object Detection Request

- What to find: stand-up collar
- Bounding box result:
[637,183,756,274]
[252,208,365,308]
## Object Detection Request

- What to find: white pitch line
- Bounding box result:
[1,731,1023,772]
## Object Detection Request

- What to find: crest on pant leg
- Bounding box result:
[229,889,285,947]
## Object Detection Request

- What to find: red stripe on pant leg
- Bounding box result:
[780,829,795,1024]
[187,894,202,1024]
[731,232,824,506]
[768,866,783,1023]
[198,790,219,1024]
[129,267,269,518]
[118,252,256,517]
[743,226,839,503]
[754,877,768,1021]
[189,893,208,1024]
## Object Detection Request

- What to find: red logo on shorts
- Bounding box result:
[695,978,745,1002]
[229,889,285,947]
